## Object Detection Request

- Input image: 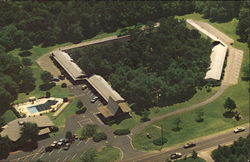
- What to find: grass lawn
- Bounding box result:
[133,13,249,151]
[176,157,206,162]
[96,146,122,162]
[111,86,219,130]
[47,99,78,136]
[8,43,72,104]
[0,109,17,123]
[73,146,122,162]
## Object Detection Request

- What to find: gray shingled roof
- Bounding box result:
[0,116,54,142]
[52,50,86,81]
[87,75,124,102]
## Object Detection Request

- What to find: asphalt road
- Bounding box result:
[123,125,249,162]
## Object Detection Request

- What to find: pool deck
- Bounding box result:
[14,97,64,117]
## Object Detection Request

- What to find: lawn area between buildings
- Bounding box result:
[8,43,72,104]
[47,99,78,136]
[132,13,249,151]
[73,146,122,162]
[111,86,219,130]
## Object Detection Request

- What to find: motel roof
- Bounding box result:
[86,75,124,103]
[52,50,86,81]
[0,116,54,142]
[98,101,131,118]
[186,19,228,81]
[205,43,228,81]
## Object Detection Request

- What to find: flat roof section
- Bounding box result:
[52,50,86,81]
[87,75,124,103]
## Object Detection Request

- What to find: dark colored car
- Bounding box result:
[183,143,196,149]
[45,146,53,152]
[64,143,71,150]
[170,153,182,159]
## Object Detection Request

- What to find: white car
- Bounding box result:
[81,85,87,90]
[91,96,98,103]
[234,127,245,133]
[170,152,182,159]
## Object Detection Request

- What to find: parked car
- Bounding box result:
[57,141,63,147]
[170,153,182,159]
[45,145,53,152]
[74,134,79,140]
[64,143,71,150]
[91,96,98,103]
[81,85,87,90]
[183,143,196,149]
[59,138,65,143]
[234,127,245,133]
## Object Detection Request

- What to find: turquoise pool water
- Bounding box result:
[27,100,58,114]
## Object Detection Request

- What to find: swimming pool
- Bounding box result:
[27,100,58,114]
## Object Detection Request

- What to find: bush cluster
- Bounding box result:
[113,129,130,135]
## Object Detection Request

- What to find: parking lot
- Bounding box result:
[11,137,105,162]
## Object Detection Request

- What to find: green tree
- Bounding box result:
[224,97,236,112]
[0,136,13,159]
[65,131,73,139]
[80,148,97,162]
[0,117,5,128]
[77,100,83,108]
[195,111,204,122]
[85,124,97,137]
[141,109,150,122]
[22,58,32,66]
[172,117,182,131]
[40,71,53,84]
[45,91,51,98]
[192,150,198,159]
[20,122,39,143]
[20,37,33,50]
[19,67,36,93]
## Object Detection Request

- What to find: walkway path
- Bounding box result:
[131,85,228,134]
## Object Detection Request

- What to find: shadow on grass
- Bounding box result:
[223,111,236,118]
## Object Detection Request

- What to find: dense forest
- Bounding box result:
[211,135,250,162]
[0,1,248,52]
[0,1,248,109]
[70,17,211,111]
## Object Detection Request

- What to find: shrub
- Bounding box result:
[65,131,73,139]
[113,129,130,135]
[153,137,168,146]
[18,51,32,57]
[76,107,87,114]
[93,132,107,142]
[63,97,69,102]
[45,91,51,98]
[80,128,87,140]
[22,58,32,66]
[77,100,83,108]
[85,124,97,137]
[61,83,67,88]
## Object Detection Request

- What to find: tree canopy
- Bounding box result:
[0,51,35,108]
[70,17,211,111]
[211,135,250,162]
